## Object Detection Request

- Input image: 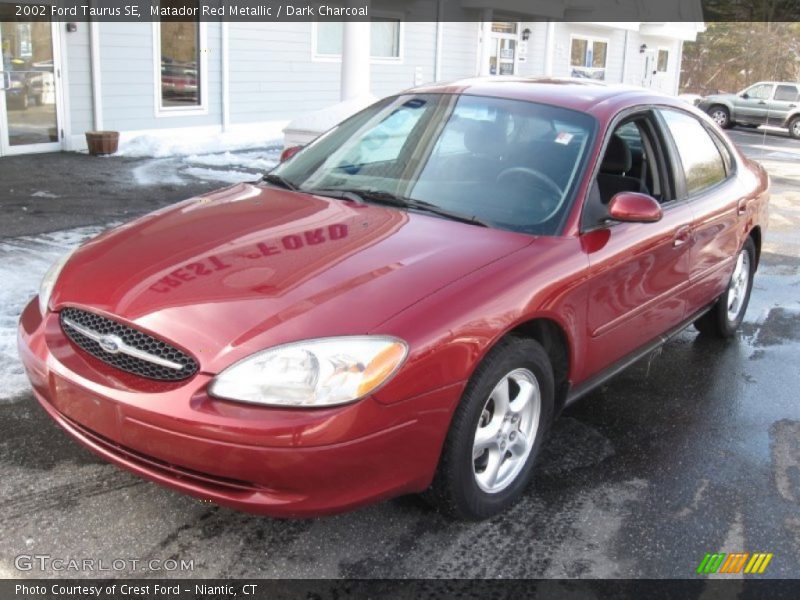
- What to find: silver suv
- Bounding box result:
[697,81,800,139]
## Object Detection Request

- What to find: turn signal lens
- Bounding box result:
[357,342,407,397]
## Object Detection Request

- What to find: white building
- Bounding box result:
[0,8,703,157]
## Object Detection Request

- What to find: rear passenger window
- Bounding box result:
[659,109,727,195]
[774,85,799,102]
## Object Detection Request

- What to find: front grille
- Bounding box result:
[60,307,198,381]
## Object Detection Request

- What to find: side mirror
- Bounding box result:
[740,92,750,99]
[607,192,663,223]
[279,145,303,163]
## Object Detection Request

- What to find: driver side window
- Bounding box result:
[582,113,671,230]
[744,84,773,100]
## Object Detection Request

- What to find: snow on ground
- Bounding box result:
[182,167,260,185]
[0,225,109,403]
[115,123,288,158]
[130,147,281,187]
[184,150,280,172]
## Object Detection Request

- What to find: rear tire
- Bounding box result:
[789,116,800,140]
[425,337,554,520]
[695,237,756,338]
[708,105,732,129]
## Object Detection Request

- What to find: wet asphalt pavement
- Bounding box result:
[0,129,798,580]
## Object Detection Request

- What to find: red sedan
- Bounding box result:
[18,78,769,520]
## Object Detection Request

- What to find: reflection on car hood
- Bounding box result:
[51,183,533,371]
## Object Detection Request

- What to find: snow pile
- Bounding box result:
[283,95,378,139]
[0,226,109,404]
[183,149,280,172]
[182,167,260,185]
[115,122,288,158]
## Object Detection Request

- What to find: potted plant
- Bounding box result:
[85,131,120,155]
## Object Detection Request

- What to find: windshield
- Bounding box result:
[271,93,597,235]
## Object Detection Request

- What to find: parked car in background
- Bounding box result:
[19,79,769,520]
[697,81,800,138]
[3,58,45,110]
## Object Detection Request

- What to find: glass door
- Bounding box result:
[487,22,519,76]
[0,20,61,155]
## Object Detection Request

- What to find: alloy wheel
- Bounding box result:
[726,249,751,322]
[711,109,728,127]
[472,368,541,494]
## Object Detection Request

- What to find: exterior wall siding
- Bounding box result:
[228,21,339,124]
[63,25,93,136]
[439,21,479,82]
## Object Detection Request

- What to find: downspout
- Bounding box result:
[620,30,629,84]
[543,20,555,76]
[221,22,230,132]
[434,0,444,82]
[675,40,684,95]
[89,19,103,131]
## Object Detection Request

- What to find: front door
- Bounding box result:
[487,22,518,76]
[582,113,694,378]
[733,83,774,125]
[0,20,61,156]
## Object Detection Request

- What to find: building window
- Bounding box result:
[314,18,402,61]
[491,22,518,34]
[371,18,401,58]
[657,49,669,72]
[570,36,608,81]
[153,11,207,116]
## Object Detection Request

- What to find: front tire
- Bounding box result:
[708,105,733,129]
[695,237,756,338]
[426,337,554,520]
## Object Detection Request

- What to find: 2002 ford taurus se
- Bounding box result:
[19,78,769,520]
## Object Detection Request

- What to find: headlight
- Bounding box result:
[38,251,74,315]
[208,336,408,407]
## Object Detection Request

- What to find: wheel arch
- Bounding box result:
[505,317,572,412]
[748,225,762,269]
[782,111,800,128]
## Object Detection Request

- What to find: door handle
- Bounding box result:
[789,104,797,108]
[673,227,692,247]
[758,100,767,105]
[737,199,748,216]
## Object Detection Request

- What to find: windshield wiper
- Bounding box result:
[306,187,489,228]
[262,172,298,191]
[304,188,366,204]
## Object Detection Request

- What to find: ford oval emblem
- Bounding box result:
[98,334,123,354]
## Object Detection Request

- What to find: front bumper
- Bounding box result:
[18,299,460,517]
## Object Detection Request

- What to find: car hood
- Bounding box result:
[51,183,532,372]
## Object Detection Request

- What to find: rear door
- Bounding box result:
[656,107,742,312]
[767,84,799,127]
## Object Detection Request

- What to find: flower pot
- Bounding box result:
[85,131,120,156]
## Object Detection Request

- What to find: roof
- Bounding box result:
[408,77,680,116]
